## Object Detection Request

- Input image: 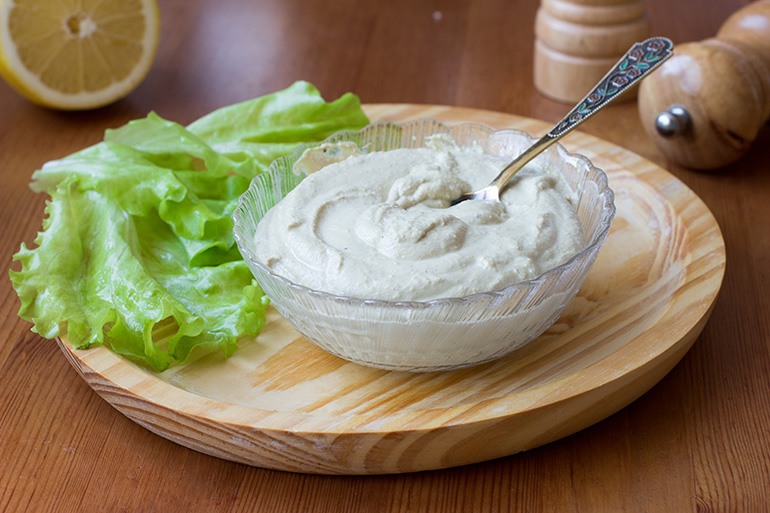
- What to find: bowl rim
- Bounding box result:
[232,119,616,308]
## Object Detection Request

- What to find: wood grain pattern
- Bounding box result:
[56,104,725,475]
[638,1,770,169]
[3,0,768,510]
[533,0,651,102]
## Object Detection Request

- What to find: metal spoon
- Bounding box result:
[451,36,674,205]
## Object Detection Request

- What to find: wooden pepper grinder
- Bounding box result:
[534,0,652,103]
[638,1,770,169]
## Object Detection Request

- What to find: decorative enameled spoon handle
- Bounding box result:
[452,37,674,205]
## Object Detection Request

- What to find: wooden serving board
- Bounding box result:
[58,104,726,475]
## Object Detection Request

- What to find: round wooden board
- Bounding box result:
[58,104,726,475]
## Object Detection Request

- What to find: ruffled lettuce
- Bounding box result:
[10,81,369,371]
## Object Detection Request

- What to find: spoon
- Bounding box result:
[451,36,674,205]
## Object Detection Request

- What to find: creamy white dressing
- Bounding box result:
[254,139,584,301]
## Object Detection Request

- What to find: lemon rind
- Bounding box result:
[0,0,160,110]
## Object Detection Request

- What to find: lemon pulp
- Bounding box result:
[0,0,160,110]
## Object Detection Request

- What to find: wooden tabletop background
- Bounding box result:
[1,0,768,511]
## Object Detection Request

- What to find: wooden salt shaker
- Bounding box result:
[534,0,651,103]
[638,1,770,169]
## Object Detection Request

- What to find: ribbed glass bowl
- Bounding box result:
[233,119,615,372]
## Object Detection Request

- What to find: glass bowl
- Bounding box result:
[233,119,615,372]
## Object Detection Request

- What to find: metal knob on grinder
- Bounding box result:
[638,0,770,169]
[655,104,692,138]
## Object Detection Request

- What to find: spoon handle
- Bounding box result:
[491,37,673,192]
[549,36,674,138]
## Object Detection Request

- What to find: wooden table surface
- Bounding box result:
[1,0,768,511]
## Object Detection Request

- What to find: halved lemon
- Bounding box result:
[0,0,159,110]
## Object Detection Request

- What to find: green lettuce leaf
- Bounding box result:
[10,81,369,371]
